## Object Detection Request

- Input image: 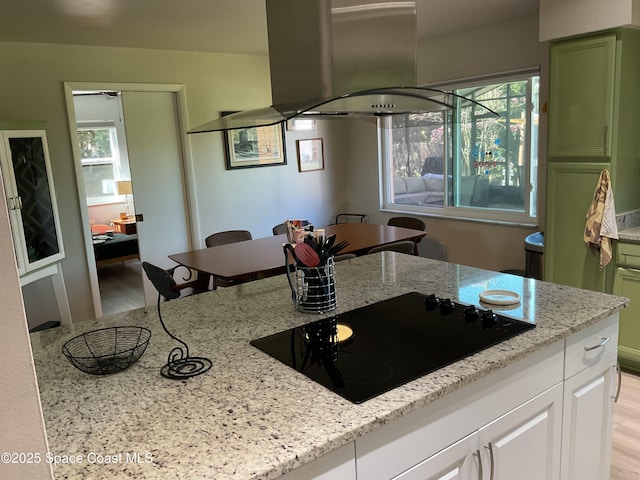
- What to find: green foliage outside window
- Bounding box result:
[78,127,120,204]
[78,129,112,159]
[384,74,538,220]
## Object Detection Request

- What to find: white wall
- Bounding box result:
[190,119,348,243]
[0,41,348,326]
[0,171,53,479]
[344,14,547,272]
[87,203,128,227]
[540,0,640,41]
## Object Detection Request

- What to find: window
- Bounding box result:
[78,123,123,205]
[381,72,539,224]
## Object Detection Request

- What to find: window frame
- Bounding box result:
[379,69,539,226]
[78,122,124,206]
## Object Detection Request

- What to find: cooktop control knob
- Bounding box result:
[425,294,440,311]
[481,310,497,328]
[440,298,455,314]
[463,305,480,323]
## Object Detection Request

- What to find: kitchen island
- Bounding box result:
[30,254,628,479]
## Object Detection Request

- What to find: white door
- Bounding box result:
[561,352,617,480]
[121,91,192,306]
[392,432,479,480]
[478,384,562,480]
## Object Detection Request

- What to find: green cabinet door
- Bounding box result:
[613,267,640,371]
[545,162,609,291]
[548,34,615,158]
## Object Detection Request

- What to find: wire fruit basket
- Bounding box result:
[62,326,151,375]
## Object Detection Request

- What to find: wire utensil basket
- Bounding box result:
[285,256,337,314]
[62,326,151,375]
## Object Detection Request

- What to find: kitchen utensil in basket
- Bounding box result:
[284,244,337,313]
[62,326,151,375]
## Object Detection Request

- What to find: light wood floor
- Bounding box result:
[97,259,145,316]
[612,369,640,480]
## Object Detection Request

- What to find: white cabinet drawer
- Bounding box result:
[356,342,563,480]
[281,443,356,480]
[390,431,478,480]
[564,314,618,379]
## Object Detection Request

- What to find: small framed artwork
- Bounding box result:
[296,138,324,172]
[222,112,287,169]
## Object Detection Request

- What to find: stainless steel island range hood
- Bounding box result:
[189,0,495,133]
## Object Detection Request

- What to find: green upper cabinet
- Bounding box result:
[545,30,640,292]
[548,34,615,158]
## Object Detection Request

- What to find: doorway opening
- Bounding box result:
[65,82,196,320]
[72,90,144,316]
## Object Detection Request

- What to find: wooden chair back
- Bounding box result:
[205,230,252,247]
[387,217,426,255]
[368,240,416,255]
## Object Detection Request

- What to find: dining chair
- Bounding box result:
[141,261,212,379]
[334,253,356,262]
[272,222,288,235]
[334,213,367,224]
[205,229,252,247]
[141,261,199,301]
[367,240,416,255]
[204,229,253,288]
[387,216,426,255]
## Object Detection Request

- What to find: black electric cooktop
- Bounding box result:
[251,292,535,404]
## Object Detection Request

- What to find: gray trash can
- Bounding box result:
[525,232,544,280]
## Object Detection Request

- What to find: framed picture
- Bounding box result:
[296,138,324,172]
[222,112,286,169]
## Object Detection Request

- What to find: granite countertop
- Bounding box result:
[617,209,640,242]
[30,254,628,480]
[618,226,640,242]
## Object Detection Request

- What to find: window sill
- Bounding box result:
[86,198,127,207]
[380,205,538,228]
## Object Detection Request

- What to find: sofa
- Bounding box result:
[393,174,445,206]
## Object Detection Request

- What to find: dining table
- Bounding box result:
[169,223,428,291]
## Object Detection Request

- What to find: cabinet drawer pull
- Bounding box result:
[584,336,610,352]
[603,125,608,156]
[485,443,495,480]
[614,362,622,403]
[473,450,483,480]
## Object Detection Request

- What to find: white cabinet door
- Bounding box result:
[0,130,65,276]
[392,432,479,480]
[120,91,192,306]
[280,443,356,480]
[561,351,617,480]
[478,384,562,480]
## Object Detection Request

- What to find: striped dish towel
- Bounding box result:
[584,169,618,269]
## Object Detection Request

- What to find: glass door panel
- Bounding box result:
[9,136,61,264]
[1,130,65,275]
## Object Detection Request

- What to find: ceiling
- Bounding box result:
[0,0,538,56]
[0,0,269,55]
